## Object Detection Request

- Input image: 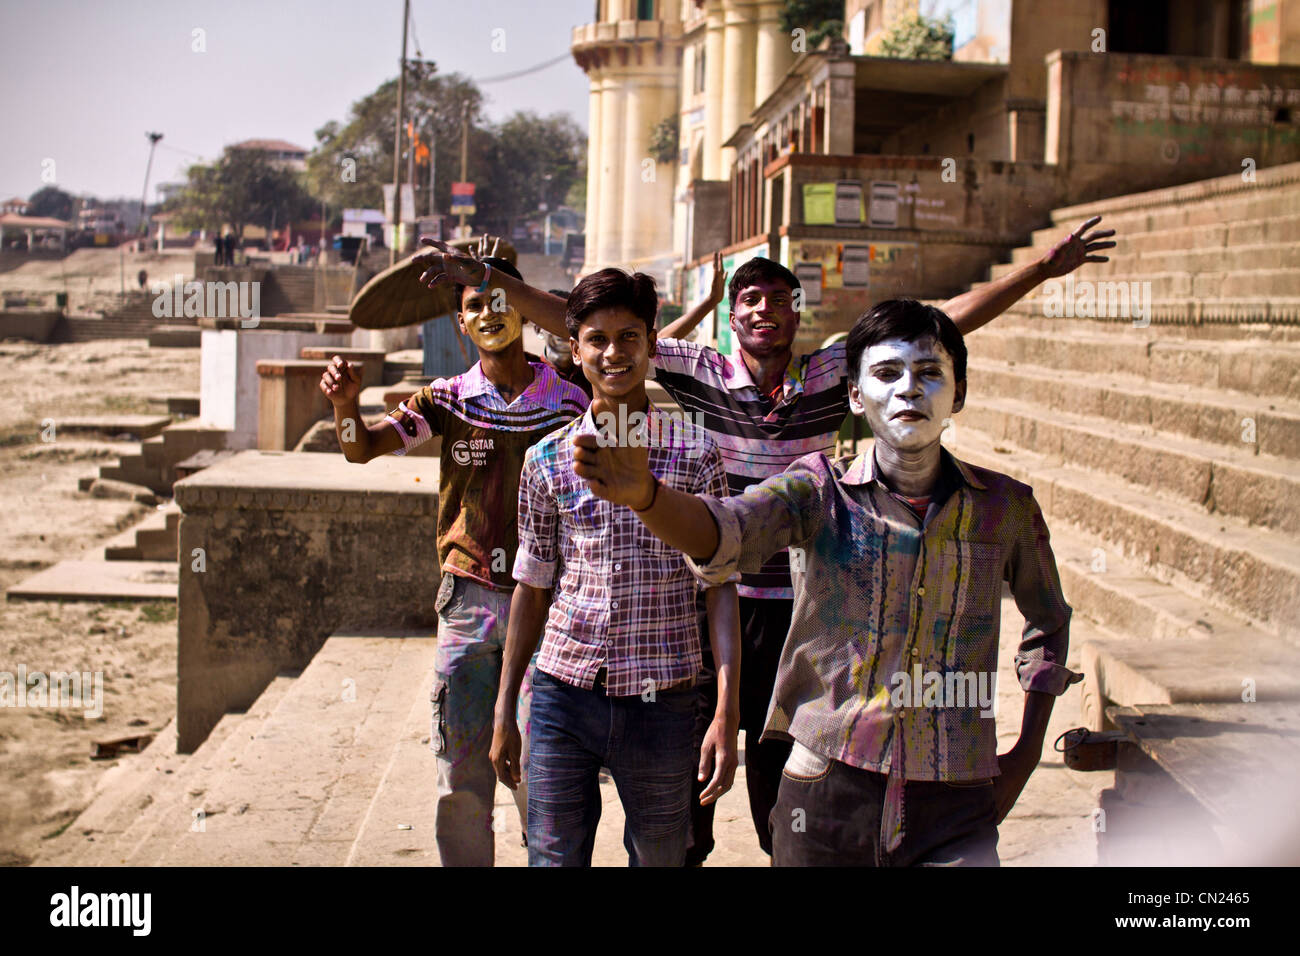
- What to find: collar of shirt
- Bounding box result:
[458,360,554,406]
[720,350,805,421]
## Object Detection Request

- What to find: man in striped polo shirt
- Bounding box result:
[414,216,1113,857]
[319,256,589,866]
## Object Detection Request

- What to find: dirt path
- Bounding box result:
[0,338,198,865]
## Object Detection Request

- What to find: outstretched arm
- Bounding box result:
[660,250,726,341]
[941,215,1116,335]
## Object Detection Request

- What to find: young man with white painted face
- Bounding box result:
[318,256,588,867]
[490,268,741,867]
[572,299,1082,866]
[413,218,1111,858]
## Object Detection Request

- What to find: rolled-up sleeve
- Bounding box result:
[685,457,830,587]
[512,447,559,588]
[1008,493,1084,695]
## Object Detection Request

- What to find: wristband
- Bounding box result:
[475,261,492,294]
[631,475,661,513]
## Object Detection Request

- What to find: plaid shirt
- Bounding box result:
[688,445,1082,781]
[514,404,732,697]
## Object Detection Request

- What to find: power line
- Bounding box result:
[475,51,571,84]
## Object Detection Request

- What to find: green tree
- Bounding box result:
[306,62,485,217]
[171,146,315,242]
[26,186,75,221]
[877,13,955,60]
[780,0,843,51]
[476,111,586,236]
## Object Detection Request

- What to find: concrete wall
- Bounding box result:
[173,450,440,752]
[1048,50,1300,204]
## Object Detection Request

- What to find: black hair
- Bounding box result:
[455,256,523,310]
[564,268,658,339]
[844,298,967,384]
[728,257,800,312]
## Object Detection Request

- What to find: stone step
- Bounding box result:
[102,504,180,561]
[942,427,1300,643]
[1000,240,1300,278]
[149,633,432,866]
[55,416,172,440]
[6,559,176,602]
[965,356,1300,463]
[1017,213,1300,265]
[58,674,301,866]
[959,395,1300,537]
[963,325,1300,403]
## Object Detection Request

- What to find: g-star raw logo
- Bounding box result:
[450,438,493,466]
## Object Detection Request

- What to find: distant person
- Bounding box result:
[224,233,236,266]
[213,235,224,267]
[137,269,147,290]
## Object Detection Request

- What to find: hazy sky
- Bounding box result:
[0,0,595,203]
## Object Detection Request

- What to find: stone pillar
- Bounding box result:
[702,0,726,180]
[621,74,678,267]
[754,0,794,109]
[597,73,626,268]
[584,68,604,274]
[720,0,757,175]
[821,60,857,155]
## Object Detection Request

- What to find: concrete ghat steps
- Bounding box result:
[958,390,1300,536]
[967,355,1300,459]
[33,675,297,866]
[962,325,1300,402]
[147,633,433,866]
[942,427,1300,644]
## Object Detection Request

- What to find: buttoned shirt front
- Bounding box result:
[514,403,733,697]
[688,445,1082,781]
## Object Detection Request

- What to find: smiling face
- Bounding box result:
[571,306,655,403]
[458,287,523,353]
[729,278,799,359]
[848,336,966,454]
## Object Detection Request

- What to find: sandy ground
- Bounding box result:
[0,338,199,866]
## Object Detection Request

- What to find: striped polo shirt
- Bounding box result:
[383,360,589,591]
[652,338,851,600]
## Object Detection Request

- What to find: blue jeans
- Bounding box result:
[526,669,697,867]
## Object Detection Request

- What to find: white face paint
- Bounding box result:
[848,337,961,454]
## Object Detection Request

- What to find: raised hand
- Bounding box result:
[319,354,362,407]
[1039,215,1117,278]
[572,431,654,509]
[707,249,726,304]
[413,236,483,290]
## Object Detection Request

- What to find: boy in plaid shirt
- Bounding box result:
[490,268,741,867]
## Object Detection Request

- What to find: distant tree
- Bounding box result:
[26,186,75,221]
[306,62,485,217]
[780,0,844,51]
[877,13,955,60]
[477,111,586,236]
[171,146,315,242]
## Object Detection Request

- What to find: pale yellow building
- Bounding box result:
[572,0,1300,315]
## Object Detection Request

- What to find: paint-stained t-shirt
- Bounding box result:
[383,361,589,591]
[652,338,850,600]
[687,446,1082,781]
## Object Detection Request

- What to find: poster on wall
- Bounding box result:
[869,181,900,228]
[794,262,824,305]
[841,244,870,288]
[834,181,864,225]
[802,183,837,225]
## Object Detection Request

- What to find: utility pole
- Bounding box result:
[389,0,410,266]
[458,101,469,238]
[140,131,163,238]
[429,120,437,218]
